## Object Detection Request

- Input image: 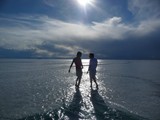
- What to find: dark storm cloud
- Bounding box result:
[0,47,35,58]
[85,37,160,59]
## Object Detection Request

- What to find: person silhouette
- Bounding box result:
[87,53,98,89]
[69,51,83,87]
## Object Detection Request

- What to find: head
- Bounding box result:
[89,53,94,59]
[77,51,82,57]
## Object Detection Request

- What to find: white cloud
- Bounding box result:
[134,19,160,36]
[34,48,54,57]
[54,44,89,55]
[0,14,160,51]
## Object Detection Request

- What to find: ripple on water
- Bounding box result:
[18,74,147,120]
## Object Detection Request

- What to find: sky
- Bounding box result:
[0,0,160,59]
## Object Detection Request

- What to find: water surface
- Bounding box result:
[0,59,160,120]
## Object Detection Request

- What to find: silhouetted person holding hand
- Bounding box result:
[69,51,83,87]
[87,53,98,89]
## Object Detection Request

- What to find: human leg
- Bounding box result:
[75,77,79,86]
[76,69,82,87]
[89,72,93,88]
[77,77,81,87]
[90,78,93,88]
[93,77,98,88]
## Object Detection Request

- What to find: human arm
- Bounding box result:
[87,65,91,74]
[68,60,74,73]
[81,59,83,69]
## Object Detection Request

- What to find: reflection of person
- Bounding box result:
[69,51,83,87]
[87,53,98,88]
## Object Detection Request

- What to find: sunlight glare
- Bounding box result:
[77,0,93,7]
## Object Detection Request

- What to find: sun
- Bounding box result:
[77,0,93,7]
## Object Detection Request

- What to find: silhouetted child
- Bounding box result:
[69,51,83,87]
[87,53,98,89]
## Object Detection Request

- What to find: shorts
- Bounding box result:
[76,69,82,78]
[89,70,96,79]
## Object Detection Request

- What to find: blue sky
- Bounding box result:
[0,0,160,59]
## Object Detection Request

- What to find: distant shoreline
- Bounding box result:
[0,58,160,60]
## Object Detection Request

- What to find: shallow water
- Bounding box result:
[0,59,160,120]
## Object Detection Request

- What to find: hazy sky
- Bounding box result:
[0,0,160,59]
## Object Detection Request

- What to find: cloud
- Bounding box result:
[134,19,160,36]
[128,0,160,20]
[43,0,56,7]
[0,14,160,58]
[34,42,90,58]
[1,15,160,43]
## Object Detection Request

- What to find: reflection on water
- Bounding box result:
[1,59,158,120]
[18,86,147,120]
